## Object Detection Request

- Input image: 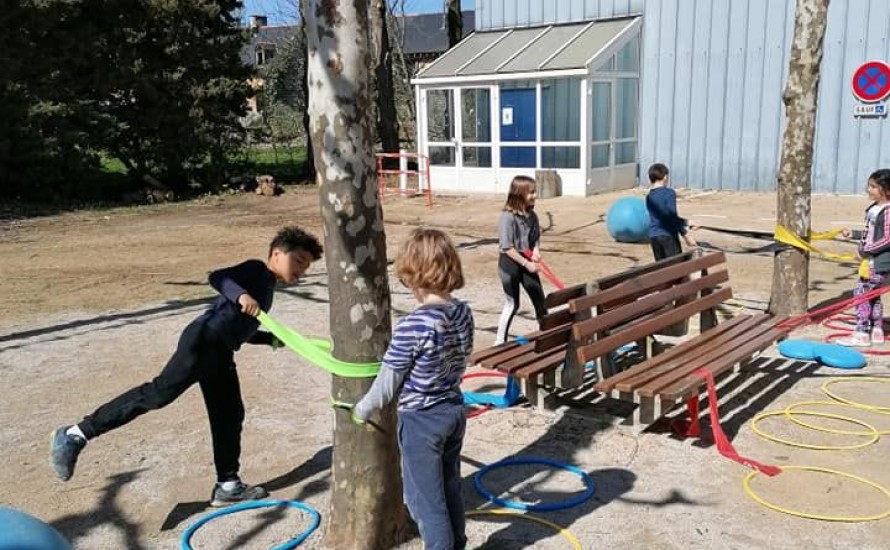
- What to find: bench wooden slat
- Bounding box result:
[576,286,732,364]
[613,315,767,394]
[593,313,755,393]
[658,322,788,401]
[497,344,568,375]
[534,323,572,353]
[475,341,535,368]
[513,348,570,378]
[540,308,573,331]
[545,284,586,308]
[469,341,520,365]
[596,250,698,290]
[634,318,781,397]
[569,252,726,314]
[572,270,729,341]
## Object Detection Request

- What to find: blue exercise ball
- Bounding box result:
[0,507,71,550]
[606,196,650,243]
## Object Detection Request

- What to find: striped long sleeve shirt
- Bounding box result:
[354,299,474,420]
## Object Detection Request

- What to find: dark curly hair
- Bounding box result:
[268,226,323,260]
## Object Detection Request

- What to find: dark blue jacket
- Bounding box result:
[646,186,687,239]
[199,259,277,350]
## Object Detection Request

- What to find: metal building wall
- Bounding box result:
[639,0,794,192]
[812,0,890,194]
[477,0,890,193]
[475,0,644,30]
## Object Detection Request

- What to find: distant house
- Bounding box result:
[240,11,476,114]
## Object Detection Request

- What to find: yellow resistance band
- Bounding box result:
[466,509,582,550]
[257,312,381,378]
[744,466,890,522]
[774,226,857,262]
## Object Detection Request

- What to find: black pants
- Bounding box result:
[495,253,547,344]
[650,235,682,261]
[79,320,244,482]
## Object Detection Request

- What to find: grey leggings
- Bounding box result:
[495,253,547,344]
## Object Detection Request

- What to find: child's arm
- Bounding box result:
[353,321,423,421]
[209,260,265,315]
[245,331,281,347]
[862,211,890,255]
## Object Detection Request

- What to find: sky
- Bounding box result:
[240,0,475,25]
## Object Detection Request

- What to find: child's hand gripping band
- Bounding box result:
[329,397,388,433]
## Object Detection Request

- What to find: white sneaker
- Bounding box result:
[872,327,885,345]
[837,332,871,347]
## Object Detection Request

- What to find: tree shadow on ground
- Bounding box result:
[160,446,333,533]
[0,298,212,350]
[51,469,148,550]
[460,372,701,549]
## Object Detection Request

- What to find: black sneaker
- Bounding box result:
[50,426,86,481]
[210,481,268,507]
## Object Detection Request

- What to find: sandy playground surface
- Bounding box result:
[1,186,889,549]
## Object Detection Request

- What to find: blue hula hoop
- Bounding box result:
[180,500,320,550]
[473,457,595,512]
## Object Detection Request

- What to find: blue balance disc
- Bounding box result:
[0,507,72,550]
[812,343,867,370]
[778,339,819,361]
[606,196,650,243]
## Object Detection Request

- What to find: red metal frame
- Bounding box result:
[376,152,432,207]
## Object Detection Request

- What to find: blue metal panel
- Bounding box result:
[476,0,890,193]
[476,0,644,30]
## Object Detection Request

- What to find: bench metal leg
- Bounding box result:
[521,376,550,411]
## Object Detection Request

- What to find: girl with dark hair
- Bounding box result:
[839,169,890,347]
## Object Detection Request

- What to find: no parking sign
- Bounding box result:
[852,61,890,103]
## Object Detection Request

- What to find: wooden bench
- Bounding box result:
[469,251,789,426]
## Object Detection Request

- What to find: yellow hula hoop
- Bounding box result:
[784,400,890,436]
[750,410,879,450]
[743,466,890,522]
[822,377,890,412]
[466,509,583,550]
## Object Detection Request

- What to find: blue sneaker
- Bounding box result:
[50,426,86,481]
[210,481,268,507]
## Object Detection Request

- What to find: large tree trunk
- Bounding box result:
[770,0,830,316]
[371,0,399,154]
[303,1,407,548]
[446,0,462,48]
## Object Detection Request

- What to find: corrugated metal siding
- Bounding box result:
[476,0,644,30]
[641,0,890,193]
[812,0,890,194]
[640,0,795,191]
[479,0,890,193]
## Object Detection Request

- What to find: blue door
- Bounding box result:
[500,88,536,168]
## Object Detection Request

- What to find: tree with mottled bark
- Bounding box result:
[303,1,407,547]
[446,0,462,48]
[770,0,830,316]
[371,0,400,154]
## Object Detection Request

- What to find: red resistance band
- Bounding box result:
[521,250,565,290]
[674,369,781,477]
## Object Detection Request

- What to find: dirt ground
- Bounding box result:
[1,186,889,549]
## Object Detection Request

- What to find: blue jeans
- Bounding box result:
[398,402,467,550]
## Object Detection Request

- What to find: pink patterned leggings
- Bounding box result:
[854,271,888,333]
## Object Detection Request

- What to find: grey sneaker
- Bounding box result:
[210,481,268,507]
[50,426,86,481]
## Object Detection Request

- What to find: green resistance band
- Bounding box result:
[257,312,381,378]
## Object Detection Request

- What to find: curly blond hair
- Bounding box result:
[395,228,464,293]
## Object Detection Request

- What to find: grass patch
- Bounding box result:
[239,146,308,184]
